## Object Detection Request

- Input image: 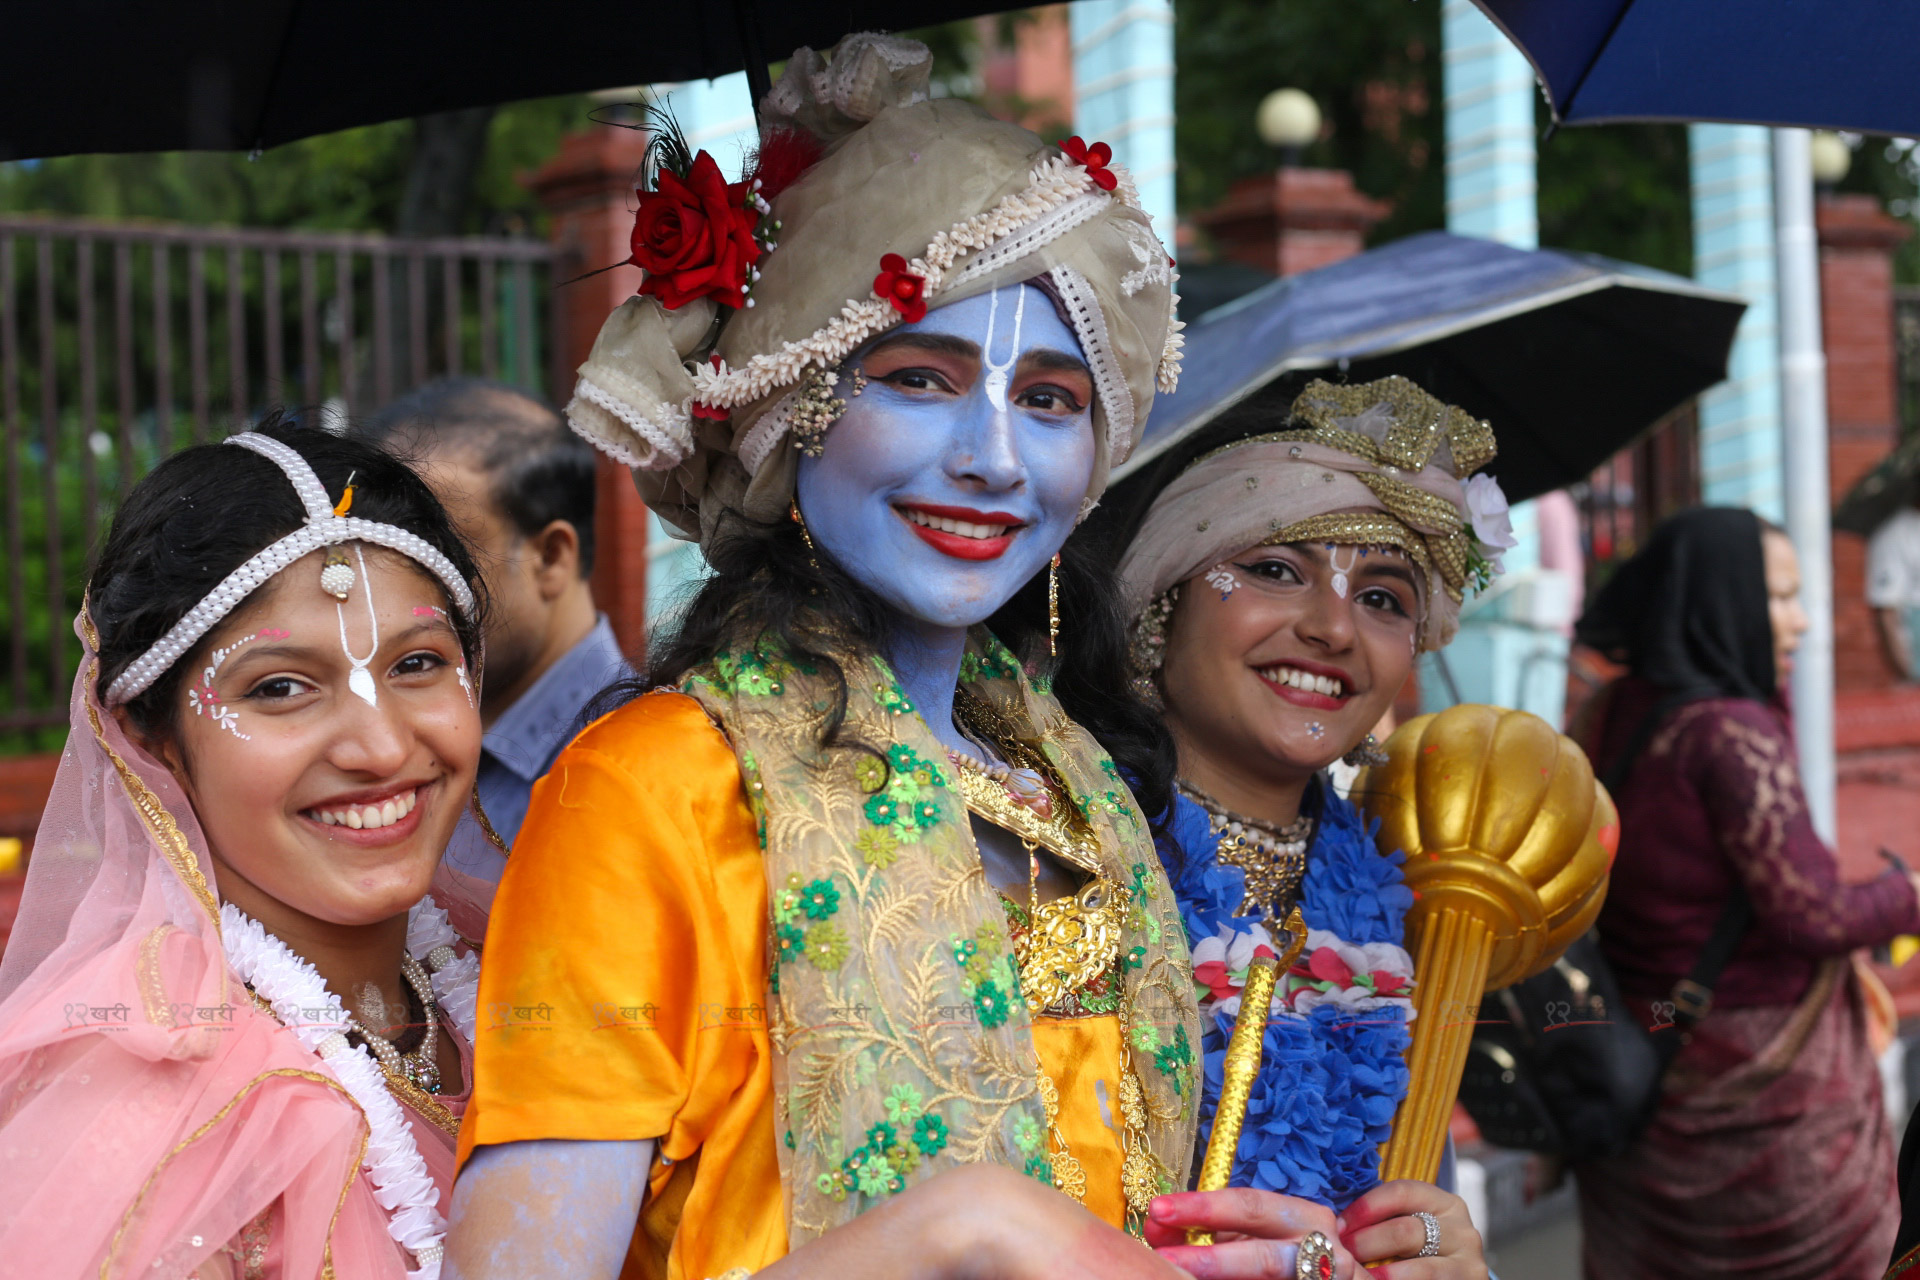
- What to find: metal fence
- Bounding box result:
[1,214,559,744]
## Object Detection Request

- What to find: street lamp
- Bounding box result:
[1257,88,1321,167]
[1810,131,1852,189]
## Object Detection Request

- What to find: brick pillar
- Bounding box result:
[1190,168,1391,278]
[1820,193,1910,696]
[527,128,652,662]
[978,5,1074,135]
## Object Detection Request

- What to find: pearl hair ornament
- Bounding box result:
[104,432,476,707]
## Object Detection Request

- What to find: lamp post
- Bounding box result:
[1256,88,1321,167]
[1810,131,1853,191]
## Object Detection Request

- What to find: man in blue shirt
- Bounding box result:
[356,378,633,887]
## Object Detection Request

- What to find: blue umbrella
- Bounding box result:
[1473,0,1916,134]
[1122,231,1744,503]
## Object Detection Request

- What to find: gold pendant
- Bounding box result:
[1013,878,1129,1010]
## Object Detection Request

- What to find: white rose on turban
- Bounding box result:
[1464,474,1518,572]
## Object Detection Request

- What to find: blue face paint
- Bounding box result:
[795,284,1095,633]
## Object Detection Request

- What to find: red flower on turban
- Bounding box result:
[873,253,928,324]
[629,151,762,311]
[1060,136,1118,192]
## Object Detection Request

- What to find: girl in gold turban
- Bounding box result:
[1104,378,1506,1279]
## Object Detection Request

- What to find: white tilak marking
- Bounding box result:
[1328,545,1359,600]
[980,286,1027,411]
[1203,565,1239,599]
[337,545,380,708]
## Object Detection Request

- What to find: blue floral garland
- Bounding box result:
[1159,780,1415,1210]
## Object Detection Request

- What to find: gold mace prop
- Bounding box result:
[1186,911,1307,1246]
[1356,704,1616,1184]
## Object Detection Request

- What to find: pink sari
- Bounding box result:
[0,616,486,1278]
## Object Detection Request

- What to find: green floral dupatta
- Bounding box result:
[682,629,1201,1242]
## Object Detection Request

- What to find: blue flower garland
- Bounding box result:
[1159,780,1415,1210]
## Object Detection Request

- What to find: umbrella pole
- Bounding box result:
[732,0,775,122]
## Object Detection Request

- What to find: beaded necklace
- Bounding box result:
[1175,779,1313,927]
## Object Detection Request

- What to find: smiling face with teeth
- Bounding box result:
[145,545,482,934]
[794,284,1096,631]
[1157,539,1422,808]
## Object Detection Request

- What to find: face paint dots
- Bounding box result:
[1306,721,1326,740]
[1203,565,1240,600]
[186,628,282,740]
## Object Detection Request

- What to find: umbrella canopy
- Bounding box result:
[0,0,1005,161]
[1121,231,1746,504]
[1473,0,1919,134]
[1834,433,1920,536]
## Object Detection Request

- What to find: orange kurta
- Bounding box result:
[460,692,1130,1280]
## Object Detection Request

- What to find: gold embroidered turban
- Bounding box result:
[1115,376,1502,651]
[564,32,1184,547]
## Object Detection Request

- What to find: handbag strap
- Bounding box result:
[1598,693,1753,1063]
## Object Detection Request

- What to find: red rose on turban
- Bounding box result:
[873,253,928,324]
[629,151,762,311]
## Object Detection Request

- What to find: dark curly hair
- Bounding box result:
[91,411,488,741]
[634,505,1179,831]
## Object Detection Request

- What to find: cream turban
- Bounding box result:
[1115,376,1501,652]
[563,32,1183,547]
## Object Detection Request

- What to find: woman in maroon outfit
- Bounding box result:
[1572,507,1920,1280]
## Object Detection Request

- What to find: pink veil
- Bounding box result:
[0,613,486,1278]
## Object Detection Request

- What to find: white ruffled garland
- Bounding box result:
[221,898,478,1279]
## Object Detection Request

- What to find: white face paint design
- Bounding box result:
[1327,544,1359,600]
[978,284,1028,412]
[414,604,474,708]
[1306,721,1326,739]
[1203,564,1240,600]
[185,626,290,739]
[336,544,380,708]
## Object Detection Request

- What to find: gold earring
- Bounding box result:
[1048,553,1062,658]
[790,501,820,573]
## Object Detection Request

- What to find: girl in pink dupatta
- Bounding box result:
[0,418,493,1278]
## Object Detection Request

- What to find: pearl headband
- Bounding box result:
[104,432,476,707]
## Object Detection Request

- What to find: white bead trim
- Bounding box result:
[1047,265,1136,466]
[945,190,1111,293]
[693,153,1099,415]
[566,375,693,471]
[104,434,476,706]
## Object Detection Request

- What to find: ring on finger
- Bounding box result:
[1412,1210,1441,1259]
[1296,1230,1335,1280]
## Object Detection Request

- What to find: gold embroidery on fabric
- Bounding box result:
[137,926,181,1027]
[102,1068,368,1280]
[682,630,1200,1239]
[83,652,219,927]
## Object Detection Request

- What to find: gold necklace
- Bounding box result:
[950,687,1158,1224]
[1178,780,1312,926]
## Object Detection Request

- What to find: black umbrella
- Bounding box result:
[1121,231,1746,504]
[0,0,1007,161]
[1834,434,1920,537]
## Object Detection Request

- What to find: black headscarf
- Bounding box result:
[1574,507,1776,705]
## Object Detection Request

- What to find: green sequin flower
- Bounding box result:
[800,878,840,919]
[864,793,902,827]
[885,1084,925,1124]
[865,1121,897,1152]
[853,755,887,791]
[1024,1155,1053,1184]
[855,827,900,869]
[1130,1022,1162,1053]
[1013,1112,1043,1155]
[856,1154,895,1197]
[913,1110,950,1156]
[775,921,806,963]
[973,980,1011,1028]
[1154,1024,1194,1091]
[805,922,849,970]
